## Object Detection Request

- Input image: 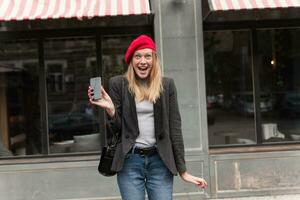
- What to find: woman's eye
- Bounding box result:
[134,55,141,59]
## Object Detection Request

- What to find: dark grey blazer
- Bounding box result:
[107,75,186,175]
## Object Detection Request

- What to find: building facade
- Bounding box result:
[0,0,300,199]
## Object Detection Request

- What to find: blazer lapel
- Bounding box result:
[123,81,139,136]
[154,95,162,138]
[128,90,138,126]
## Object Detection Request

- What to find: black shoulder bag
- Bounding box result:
[98,79,123,176]
[97,124,119,176]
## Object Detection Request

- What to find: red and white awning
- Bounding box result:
[209,0,300,11]
[0,0,151,21]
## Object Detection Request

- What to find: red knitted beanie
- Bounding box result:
[125,35,156,64]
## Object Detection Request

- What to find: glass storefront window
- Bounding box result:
[205,28,300,146]
[44,37,101,154]
[257,28,300,143]
[44,35,138,154]
[0,33,150,157]
[204,30,256,146]
[0,40,41,156]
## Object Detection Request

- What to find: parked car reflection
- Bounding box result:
[49,113,99,142]
[233,92,273,116]
[207,94,224,108]
[280,92,300,117]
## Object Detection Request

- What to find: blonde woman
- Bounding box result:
[88,35,207,200]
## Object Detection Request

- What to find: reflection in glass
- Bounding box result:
[40,35,147,154]
[0,40,41,156]
[258,29,300,143]
[44,37,100,153]
[204,31,256,146]
[101,35,138,87]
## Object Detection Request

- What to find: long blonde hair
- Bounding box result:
[125,52,163,103]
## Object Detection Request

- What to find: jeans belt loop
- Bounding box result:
[131,145,137,155]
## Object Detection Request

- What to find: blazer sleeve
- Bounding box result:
[106,76,122,135]
[168,78,187,173]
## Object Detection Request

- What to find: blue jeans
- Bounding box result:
[117,150,174,200]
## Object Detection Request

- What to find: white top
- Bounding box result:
[135,100,156,148]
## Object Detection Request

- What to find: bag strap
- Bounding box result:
[107,76,124,147]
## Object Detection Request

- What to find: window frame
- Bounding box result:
[204,21,300,148]
[45,60,67,94]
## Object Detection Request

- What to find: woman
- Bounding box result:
[88,35,207,200]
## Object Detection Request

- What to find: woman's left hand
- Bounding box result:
[179,171,208,189]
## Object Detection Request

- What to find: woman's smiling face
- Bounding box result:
[131,48,153,80]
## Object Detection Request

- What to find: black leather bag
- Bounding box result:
[98,79,123,177]
[98,124,119,176]
[98,145,117,176]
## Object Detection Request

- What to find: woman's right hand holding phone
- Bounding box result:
[88,86,115,117]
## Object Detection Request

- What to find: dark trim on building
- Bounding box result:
[95,35,106,148]
[251,29,263,144]
[0,25,153,40]
[38,38,49,155]
[203,19,300,31]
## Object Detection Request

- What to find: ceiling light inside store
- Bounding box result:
[271,60,275,65]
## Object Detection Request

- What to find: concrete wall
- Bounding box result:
[0,156,206,200]
[210,151,300,198]
[152,0,209,198]
[152,0,208,151]
[1,150,300,199]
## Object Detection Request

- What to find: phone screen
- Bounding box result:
[90,77,101,100]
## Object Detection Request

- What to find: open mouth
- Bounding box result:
[138,66,149,71]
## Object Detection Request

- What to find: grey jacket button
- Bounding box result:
[125,135,129,139]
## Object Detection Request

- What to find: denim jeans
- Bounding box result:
[117,150,174,200]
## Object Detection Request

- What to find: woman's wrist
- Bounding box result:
[179,171,187,177]
[106,106,115,118]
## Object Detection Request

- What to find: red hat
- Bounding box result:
[125,35,156,64]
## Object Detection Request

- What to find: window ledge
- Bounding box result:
[209,144,300,155]
[0,153,100,165]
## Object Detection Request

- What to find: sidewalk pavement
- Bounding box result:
[60,193,300,200]
[209,194,300,200]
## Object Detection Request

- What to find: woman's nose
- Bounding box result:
[140,56,147,64]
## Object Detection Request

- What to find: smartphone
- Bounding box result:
[90,77,101,100]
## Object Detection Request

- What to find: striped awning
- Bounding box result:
[0,0,151,21]
[209,0,300,11]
